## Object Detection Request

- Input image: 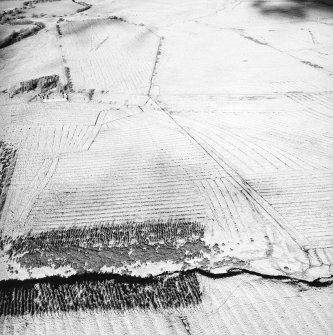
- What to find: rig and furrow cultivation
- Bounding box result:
[173,108,333,172]
[59,18,160,93]
[0,0,333,333]
[286,91,333,119]
[0,154,59,235]
[244,171,333,249]
[1,124,100,153]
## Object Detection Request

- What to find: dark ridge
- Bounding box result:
[107,16,127,22]
[240,34,268,46]
[301,61,323,69]
[197,268,333,287]
[72,0,92,13]
[87,88,95,101]
[0,8,25,24]
[8,74,61,97]
[64,66,74,92]
[2,219,205,258]
[0,271,202,317]
[0,22,45,49]
[0,141,17,222]
[252,0,333,19]
[56,24,62,36]
[22,0,61,10]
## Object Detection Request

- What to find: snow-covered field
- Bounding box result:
[0,28,65,90]
[58,18,160,93]
[1,0,333,333]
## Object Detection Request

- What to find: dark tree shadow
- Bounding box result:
[252,0,333,19]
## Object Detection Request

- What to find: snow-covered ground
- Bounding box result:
[0,0,333,333]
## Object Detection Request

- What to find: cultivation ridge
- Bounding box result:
[0,1,333,333]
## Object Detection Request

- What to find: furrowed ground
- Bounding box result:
[0,0,333,334]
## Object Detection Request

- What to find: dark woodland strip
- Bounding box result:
[3,219,205,257]
[0,142,17,221]
[0,271,202,316]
